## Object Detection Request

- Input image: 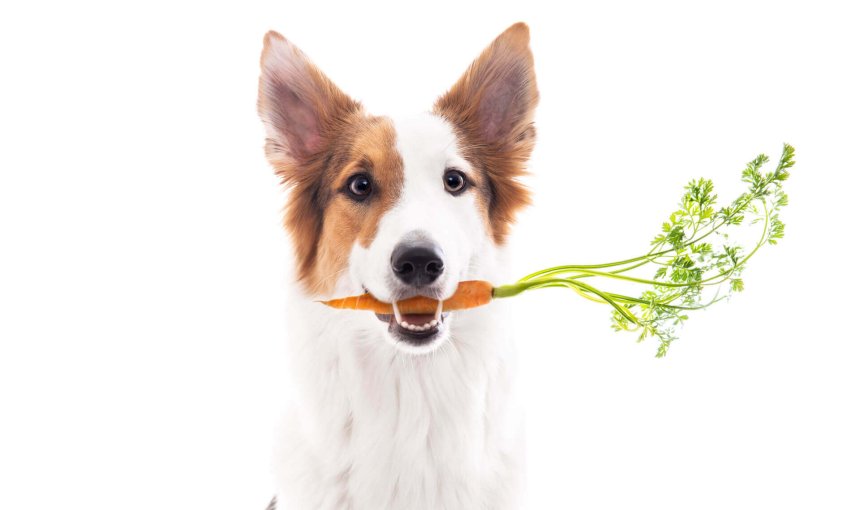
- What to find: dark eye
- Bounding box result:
[443,169,467,194]
[346,174,372,200]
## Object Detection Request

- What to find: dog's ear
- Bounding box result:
[258,31,361,181]
[435,22,538,152]
[434,22,538,243]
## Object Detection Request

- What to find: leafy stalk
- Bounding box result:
[493,144,794,357]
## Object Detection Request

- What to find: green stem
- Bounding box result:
[517,221,723,281]
[494,278,640,324]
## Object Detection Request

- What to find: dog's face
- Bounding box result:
[258,23,538,354]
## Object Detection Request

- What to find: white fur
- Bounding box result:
[273,113,524,509]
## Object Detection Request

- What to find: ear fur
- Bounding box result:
[258,31,361,180]
[434,22,539,243]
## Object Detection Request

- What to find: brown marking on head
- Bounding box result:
[258,32,403,295]
[433,22,539,244]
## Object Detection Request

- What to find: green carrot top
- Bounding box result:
[492,144,794,357]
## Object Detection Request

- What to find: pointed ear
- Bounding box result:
[257,31,361,179]
[434,22,538,152]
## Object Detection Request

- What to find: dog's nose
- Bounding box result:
[391,240,445,286]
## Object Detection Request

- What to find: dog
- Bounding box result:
[257,22,538,509]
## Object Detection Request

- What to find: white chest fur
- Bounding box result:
[272,294,524,510]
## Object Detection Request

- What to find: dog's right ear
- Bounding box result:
[257,31,360,181]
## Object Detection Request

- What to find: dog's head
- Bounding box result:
[258,23,538,354]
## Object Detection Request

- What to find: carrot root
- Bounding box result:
[321,280,494,314]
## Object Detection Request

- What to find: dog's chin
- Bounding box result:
[376,311,452,355]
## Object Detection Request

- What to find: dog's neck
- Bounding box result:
[274,265,522,508]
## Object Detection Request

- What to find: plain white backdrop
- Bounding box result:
[2,1,858,509]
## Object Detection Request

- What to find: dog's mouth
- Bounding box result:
[375,299,449,344]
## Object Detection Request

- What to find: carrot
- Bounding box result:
[321,280,495,314]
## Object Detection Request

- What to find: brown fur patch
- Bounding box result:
[310,116,403,294]
[433,22,539,244]
[258,32,403,295]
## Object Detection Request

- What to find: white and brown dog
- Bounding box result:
[257,22,538,510]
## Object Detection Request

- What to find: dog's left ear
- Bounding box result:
[435,22,538,150]
[434,22,538,242]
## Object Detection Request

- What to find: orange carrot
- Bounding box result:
[321,280,494,314]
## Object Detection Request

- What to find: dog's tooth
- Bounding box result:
[429,320,438,327]
[400,321,409,328]
[434,300,443,322]
[392,301,403,325]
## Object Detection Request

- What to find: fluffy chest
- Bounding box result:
[274,300,521,510]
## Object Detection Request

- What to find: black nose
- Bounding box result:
[391,241,445,286]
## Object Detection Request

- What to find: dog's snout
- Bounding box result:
[391,241,444,286]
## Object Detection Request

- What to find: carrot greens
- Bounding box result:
[492,144,794,357]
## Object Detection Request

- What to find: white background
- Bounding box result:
[2,1,858,509]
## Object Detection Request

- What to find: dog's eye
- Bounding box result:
[346,174,373,200]
[443,169,467,194]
